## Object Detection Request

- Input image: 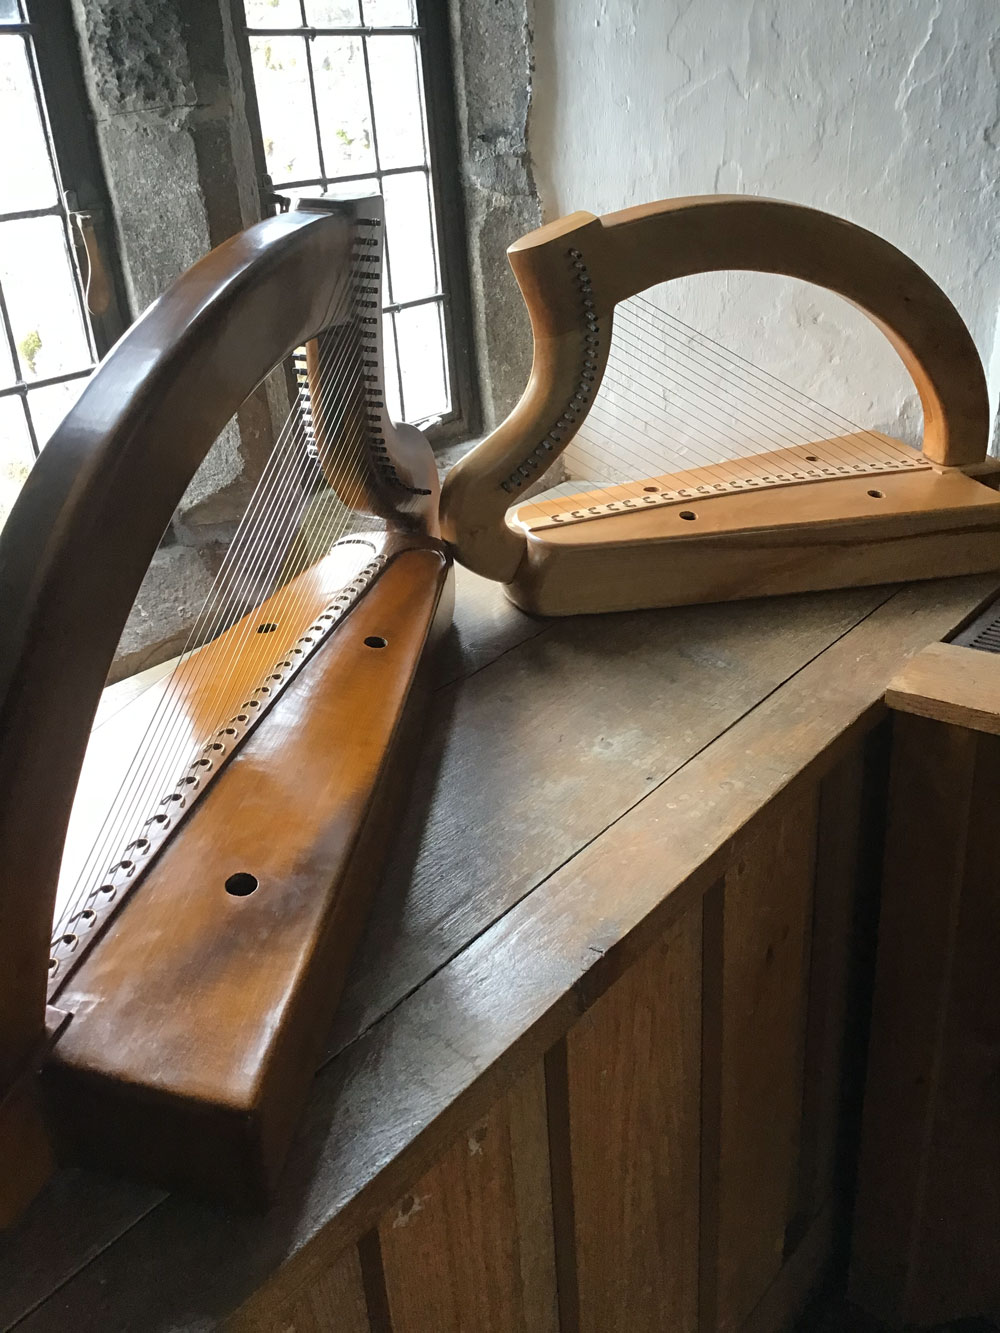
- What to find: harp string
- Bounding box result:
[517,291,917,522]
[54,297,362,934]
[54,271,408,945]
[55,317,389,944]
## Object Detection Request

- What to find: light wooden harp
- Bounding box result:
[441,196,1000,613]
[0,196,453,1220]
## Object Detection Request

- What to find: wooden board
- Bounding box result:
[564,911,702,1333]
[886,638,1000,735]
[377,1064,557,1333]
[230,1245,370,1333]
[713,791,818,1332]
[3,572,997,1330]
[851,715,1000,1323]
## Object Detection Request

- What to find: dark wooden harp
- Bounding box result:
[441,196,1000,614]
[0,196,453,1221]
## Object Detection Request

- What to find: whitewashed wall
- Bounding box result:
[529,0,1000,451]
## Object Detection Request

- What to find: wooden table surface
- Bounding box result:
[2,566,996,1332]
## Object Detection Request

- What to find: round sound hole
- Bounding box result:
[868,489,884,499]
[256,622,278,634]
[678,510,697,521]
[364,635,388,649]
[225,872,259,897]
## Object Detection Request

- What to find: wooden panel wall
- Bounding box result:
[851,714,1000,1325]
[232,743,873,1333]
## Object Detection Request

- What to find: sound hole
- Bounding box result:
[225,872,259,897]
[364,635,388,648]
[256,622,278,634]
[643,485,659,492]
[678,510,697,521]
[867,489,884,498]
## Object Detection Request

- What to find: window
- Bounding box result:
[242,0,477,437]
[0,0,124,526]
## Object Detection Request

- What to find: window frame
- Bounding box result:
[234,0,480,444]
[0,0,128,459]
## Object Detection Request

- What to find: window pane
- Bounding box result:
[0,37,59,213]
[395,301,448,421]
[367,35,426,169]
[27,376,87,448]
[381,312,401,423]
[305,1,361,23]
[0,315,15,389]
[313,38,375,177]
[0,216,91,381]
[244,0,303,25]
[0,1,23,24]
[250,36,320,184]
[383,171,437,304]
[361,0,414,26]
[0,394,33,529]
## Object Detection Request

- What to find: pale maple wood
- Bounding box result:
[440,195,999,611]
[511,467,1000,615]
[885,639,1000,734]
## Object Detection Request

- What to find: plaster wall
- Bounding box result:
[529,0,1000,452]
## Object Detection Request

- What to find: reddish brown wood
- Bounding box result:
[0,196,448,1217]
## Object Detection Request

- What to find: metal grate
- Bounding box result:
[951,596,1000,654]
[243,0,453,428]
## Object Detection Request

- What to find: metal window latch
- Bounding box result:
[67,201,112,317]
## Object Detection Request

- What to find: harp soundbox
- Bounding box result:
[0,196,453,1221]
[441,196,1000,614]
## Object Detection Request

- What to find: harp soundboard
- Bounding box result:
[0,196,452,1222]
[441,196,1000,614]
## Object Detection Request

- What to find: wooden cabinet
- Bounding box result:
[3,571,996,1331]
[851,640,1000,1327]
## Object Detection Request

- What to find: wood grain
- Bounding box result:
[441,195,991,586]
[886,638,1000,735]
[851,715,1000,1324]
[566,911,702,1333]
[714,790,818,1332]
[792,747,867,1230]
[229,1244,370,1333]
[5,572,996,1331]
[377,1064,557,1333]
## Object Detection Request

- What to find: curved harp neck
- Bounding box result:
[440,196,990,583]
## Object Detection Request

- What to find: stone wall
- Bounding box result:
[70,0,285,679]
[448,0,542,431]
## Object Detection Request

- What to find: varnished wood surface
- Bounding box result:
[441,195,991,585]
[1,566,997,1330]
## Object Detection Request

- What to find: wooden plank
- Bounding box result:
[376,1063,557,1333]
[324,580,894,1057]
[10,574,996,1331]
[909,728,1000,1320]
[792,745,866,1228]
[566,909,702,1333]
[853,720,1000,1324]
[714,789,818,1332]
[229,1245,370,1333]
[886,640,1000,735]
[739,1204,835,1333]
[850,714,978,1318]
